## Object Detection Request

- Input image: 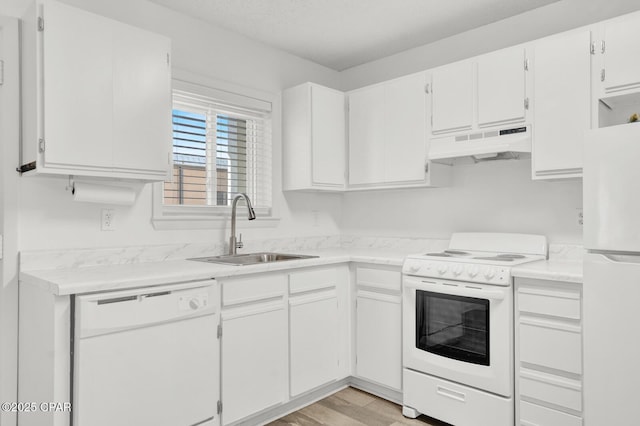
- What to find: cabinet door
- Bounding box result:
[112,22,172,176]
[356,291,401,390]
[42,0,113,169]
[384,74,427,183]
[533,31,591,178]
[311,86,345,187]
[289,291,339,396]
[222,302,287,425]
[348,85,386,185]
[431,61,473,134]
[477,47,526,127]
[603,14,640,93]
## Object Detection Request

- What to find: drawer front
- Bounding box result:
[356,267,401,292]
[517,282,581,319]
[519,319,582,374]
[222,273,286,306]
[289,267,336,294]
[519,369,582,412]
[520,401,582,426]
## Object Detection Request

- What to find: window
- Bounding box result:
[152,80,274,229]
[162,87,272,211]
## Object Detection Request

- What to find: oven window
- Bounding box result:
[415,290,490,366]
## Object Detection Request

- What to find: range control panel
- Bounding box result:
[402,259,511,286]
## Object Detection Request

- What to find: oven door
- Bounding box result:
[403,276,513,397]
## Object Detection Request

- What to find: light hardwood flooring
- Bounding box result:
[267,387,450,426]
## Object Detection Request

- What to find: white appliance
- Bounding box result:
[402,232,547,426]
[73,281,219,426]
[583,124,640,426]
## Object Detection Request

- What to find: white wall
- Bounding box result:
[342,161,583,244]
[0,17,21,426]
[2,0,345,252]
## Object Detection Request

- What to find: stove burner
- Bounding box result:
[496,254,526,259]
[444,250,471,256]
[473,256,515,262]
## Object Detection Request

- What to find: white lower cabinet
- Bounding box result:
[289,268,340,396]
[355,266,402,391]
[515,277,583,426]
[220,273,288,425]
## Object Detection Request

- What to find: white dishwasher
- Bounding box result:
[73,280,219,426]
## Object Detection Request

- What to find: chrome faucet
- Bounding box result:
[229,193,256,255]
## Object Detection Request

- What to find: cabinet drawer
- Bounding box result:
[519,318,581,374]
[519,369,582,412]
[520,400,582,426]
[222,274,286,306]
[517,283,581,319]
[356,267,401,292]
[289,268,336,294]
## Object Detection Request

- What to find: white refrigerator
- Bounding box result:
[583,124,640,425]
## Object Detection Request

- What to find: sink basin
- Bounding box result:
[188,252,318,266]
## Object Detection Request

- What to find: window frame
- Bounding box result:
[152,78,278,230]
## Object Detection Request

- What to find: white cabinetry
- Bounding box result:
[430,46,528,137]
[20,0,172,180]
[355,266,402,391]
[515,277,583,426]
[348,84,386,185]
[600,12,640,95]
[431,60,474,134]
[220,273,288,425]
[289,268,340,396]
[348,73,449,189]
[283,83,345,191]
[532,30,592,179]
[477,47,527,128]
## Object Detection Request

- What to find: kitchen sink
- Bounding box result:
[188,252,318,266]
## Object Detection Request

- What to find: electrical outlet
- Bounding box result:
[101,209,115,231]
[577,209,584,226]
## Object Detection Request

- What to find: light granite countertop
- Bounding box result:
[512,259,583,284]
[19,247,413,296]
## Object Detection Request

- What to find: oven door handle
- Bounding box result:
[405,279,506,301]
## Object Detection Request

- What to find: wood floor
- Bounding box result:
[267,387,450,426]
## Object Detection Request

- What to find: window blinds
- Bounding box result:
[164,90,272,210]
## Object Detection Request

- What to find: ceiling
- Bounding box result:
[149,0,560,71]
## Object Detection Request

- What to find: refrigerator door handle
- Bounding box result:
[591,252,640,264]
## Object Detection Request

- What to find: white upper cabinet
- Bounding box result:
[532,30,592,179]
[477,47,527,127]
[283,83,346,191]
[348,73,449,189]
[348,83,386,186]
[383,73,428,183]
[601,13,640,95]
[20,0,172,180]
[431,60,474,134]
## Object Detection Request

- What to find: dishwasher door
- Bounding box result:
[73,280,219,426]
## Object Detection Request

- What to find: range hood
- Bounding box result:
[429,125,532,163]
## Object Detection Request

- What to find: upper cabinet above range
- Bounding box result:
[20,0,173,181]
[430,45,529,137]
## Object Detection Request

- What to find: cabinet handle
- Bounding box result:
[601,69,606,82]
[601,40,606,54]
[524,98,530,110]
[425,84,430,94]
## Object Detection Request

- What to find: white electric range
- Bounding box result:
[401,233,547,426]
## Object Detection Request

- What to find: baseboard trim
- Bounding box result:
[230,376,402,426]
